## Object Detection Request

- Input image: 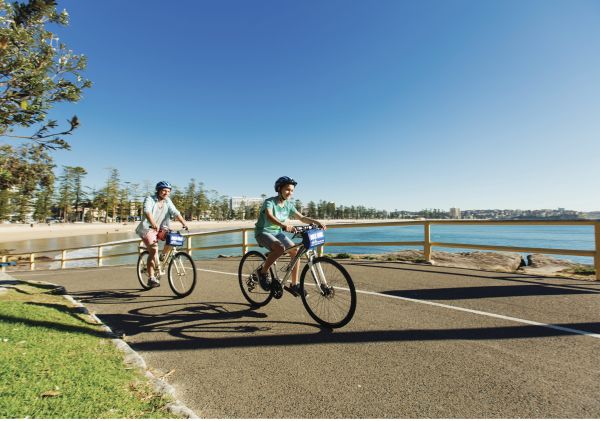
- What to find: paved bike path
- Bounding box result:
[12,259,600,418]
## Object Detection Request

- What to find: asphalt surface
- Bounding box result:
[10,259,600,418]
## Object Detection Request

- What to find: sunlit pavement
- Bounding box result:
[11,259,600,418]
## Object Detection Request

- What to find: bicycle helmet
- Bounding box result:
[274,176,297,193]
[155,181,172,191]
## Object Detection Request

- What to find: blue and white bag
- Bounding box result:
[166,232,184,246]
[302,229,325,249]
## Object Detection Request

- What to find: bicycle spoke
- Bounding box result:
[238,251,273,307]
[168,252,196,297]
[301,257,356,328]
[136,251,152,290]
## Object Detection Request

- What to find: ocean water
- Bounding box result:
[2,224,595,269]
[326,225,594,264]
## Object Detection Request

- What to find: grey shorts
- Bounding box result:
[255,231,294,250]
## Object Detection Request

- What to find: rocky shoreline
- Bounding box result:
[341,249,596,280]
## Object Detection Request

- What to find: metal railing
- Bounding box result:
[2,220,599,280]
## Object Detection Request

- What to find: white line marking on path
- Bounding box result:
[354,288,600,339]
[198,268,600,340]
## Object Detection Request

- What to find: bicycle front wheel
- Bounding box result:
[136,251,152,290]
[167,252,197,298]
[238,250,274,307]
[300,256,357,328]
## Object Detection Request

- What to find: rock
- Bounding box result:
[526,254,574,269]
[520,253,594,278]
[429,250,523,272]
[354,249,523,272]
[350,249,594,279]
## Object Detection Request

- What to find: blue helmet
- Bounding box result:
[274,176,297,192]
[155,181,172,191]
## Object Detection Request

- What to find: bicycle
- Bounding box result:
[136,228,197,298]
[238,224,357,328]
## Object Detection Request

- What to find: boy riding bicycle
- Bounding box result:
[135,181,188,287]
[254,176,325,297]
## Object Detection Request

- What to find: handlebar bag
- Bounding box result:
[302,229,325,249]
[166,232,184,246]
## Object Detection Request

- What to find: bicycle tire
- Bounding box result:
[300,256,357,328]
[238,250,274,307]
[167,252,197,298]
[136,251,153,290]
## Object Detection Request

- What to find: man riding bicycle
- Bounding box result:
[135,181,188,288]
[254,176,326,297]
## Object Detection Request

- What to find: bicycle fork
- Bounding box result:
[172,254,188,276]
[306,251,328,295]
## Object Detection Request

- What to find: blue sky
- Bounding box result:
[32,0,600,211]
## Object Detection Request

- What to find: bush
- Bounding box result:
[335,253,351,259]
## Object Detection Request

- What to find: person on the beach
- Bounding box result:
[254,176,325,297]
[135,181,188,287]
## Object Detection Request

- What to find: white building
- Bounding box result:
[230,196,264,211]
[449,207,461,219]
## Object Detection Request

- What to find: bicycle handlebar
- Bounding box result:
[292,223,320,234]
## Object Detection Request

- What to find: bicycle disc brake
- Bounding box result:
[271,281,283,299]
[321,284,334,298]
[246,273,257,292]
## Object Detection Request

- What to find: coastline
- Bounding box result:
[0,219,387,243]
[1,220,594,280]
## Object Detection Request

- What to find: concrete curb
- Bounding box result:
[2,273,199,419]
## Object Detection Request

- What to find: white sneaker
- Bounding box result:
[148,277,160,288]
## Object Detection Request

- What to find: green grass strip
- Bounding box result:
[0,283,177,418]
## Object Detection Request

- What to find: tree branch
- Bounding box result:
[2,116,79,150]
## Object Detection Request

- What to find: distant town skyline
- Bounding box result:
[12,0,599,212]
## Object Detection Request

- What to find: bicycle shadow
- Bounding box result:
[71,288,178,305]
[127,320,600,352]
[95,301,322,338]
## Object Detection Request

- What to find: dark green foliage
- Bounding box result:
[0,0,91,150]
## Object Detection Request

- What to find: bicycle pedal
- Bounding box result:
[272,282,283,299]
[283,285,298,297]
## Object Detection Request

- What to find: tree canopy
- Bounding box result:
[0,0,91,150]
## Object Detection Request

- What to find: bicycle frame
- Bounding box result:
[150,245,178,277]
[271,243,328,295]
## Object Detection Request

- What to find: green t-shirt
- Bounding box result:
[254,197,298,235]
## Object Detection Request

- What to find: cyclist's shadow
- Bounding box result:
[99,301,324,338]
[99,301,267,336]
[72,288,176,305]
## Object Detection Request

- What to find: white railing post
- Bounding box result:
[30,253,35,271]
[187,235,193,258]
[1,255,6,272]
[61,250,67,269]
[424,222,432,263]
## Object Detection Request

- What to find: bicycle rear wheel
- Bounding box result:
[167,252,197,298]
[300,256,356,328]
[136,251,152,290]
[238,250,274,307]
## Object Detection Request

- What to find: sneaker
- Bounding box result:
[148,277,160,288]
[257,271,271,291]
[285,283,307,298]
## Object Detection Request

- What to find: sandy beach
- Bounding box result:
[0,219,387,242]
